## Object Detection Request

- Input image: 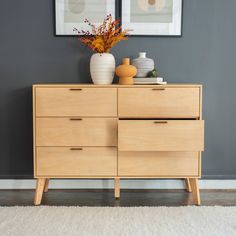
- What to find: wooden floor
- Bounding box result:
[0,189,236,206]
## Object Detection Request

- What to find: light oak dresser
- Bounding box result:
[33,84,204,205]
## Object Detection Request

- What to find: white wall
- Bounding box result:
[1,179,236,189]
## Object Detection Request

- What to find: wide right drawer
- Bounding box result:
[118,120,204,151]
[118,151,200,177]
[118,88,200,118]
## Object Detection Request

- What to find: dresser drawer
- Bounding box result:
[118,151,199,177]
[36,147,117,176]
[118,88,200,118]
[35,87,117,117]
[36,118,117,146]
[118,120,204,151]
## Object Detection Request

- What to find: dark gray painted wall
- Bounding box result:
[0,0,236,179]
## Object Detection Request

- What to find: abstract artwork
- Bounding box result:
[55,0,116,35]
[122,0,182,36]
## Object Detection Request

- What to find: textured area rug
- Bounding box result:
[0,206,236,236]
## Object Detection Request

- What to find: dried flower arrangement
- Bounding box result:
[74,14,130,53]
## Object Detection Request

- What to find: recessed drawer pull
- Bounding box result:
[154,121,168,124]
[152,88,166,91]
[70,148,83,151]
[69,88,82,91]
[70,118,83,121]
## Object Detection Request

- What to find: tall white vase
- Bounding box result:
[90,53,115,84]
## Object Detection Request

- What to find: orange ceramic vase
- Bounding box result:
[116,58,137,85]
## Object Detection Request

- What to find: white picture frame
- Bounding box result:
[55,0,116,35]
[121,0,183,36]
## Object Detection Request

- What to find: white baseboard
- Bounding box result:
[0,179,236,190]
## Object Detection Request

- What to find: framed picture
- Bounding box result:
[121,0,183,36]
[55,0,116,35]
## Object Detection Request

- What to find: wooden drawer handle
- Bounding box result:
[70,148,83,151]
[69,88,82,91]
[70,118,83,121]
[152,88,166,91]
[154,121,168,124]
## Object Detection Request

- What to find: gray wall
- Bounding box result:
[0,0,236,179]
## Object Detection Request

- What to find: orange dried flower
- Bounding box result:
[74,14,130,53]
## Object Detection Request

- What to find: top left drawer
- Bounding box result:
[35,87,117,117]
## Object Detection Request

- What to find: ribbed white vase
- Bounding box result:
[90,53,115,84]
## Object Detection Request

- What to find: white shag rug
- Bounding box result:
[0,206,236,236]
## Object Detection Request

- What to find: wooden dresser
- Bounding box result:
[33,84,204,205]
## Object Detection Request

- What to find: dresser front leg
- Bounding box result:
[114,178,120,199]
[34,178,46,206]
[44,179,50,193]
[185,178,192,192]
[189,178,200,206]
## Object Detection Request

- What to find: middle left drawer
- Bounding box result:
[36,118,117,146]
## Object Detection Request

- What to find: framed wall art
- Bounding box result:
[55,0,116,35]
[121,0,183,36]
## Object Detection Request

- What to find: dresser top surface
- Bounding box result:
[33,83,202,88]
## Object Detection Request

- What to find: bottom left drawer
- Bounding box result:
[36,147,117,177]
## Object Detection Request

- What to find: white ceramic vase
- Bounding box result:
[132,52,155,78]
[90,53,115,84]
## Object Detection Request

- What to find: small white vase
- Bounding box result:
[132,52,155,78]
[90,53,115,84]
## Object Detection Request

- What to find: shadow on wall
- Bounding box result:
[78,54,91,83]
[4,87,33,177]
[68,37,93,83]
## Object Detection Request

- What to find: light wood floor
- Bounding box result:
[0,189,236,206]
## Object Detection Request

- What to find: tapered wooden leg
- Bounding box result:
[114,178,120,199]
[189,178,201,206]
[34,178,46,206]
[44,179,50,193]
[185,178,192,192]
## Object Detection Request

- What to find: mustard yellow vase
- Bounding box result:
[116,58,137,85]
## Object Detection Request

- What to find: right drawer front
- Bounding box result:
[118,88,200,118]
[118,151,199,177]
[36,118,117,147]
[118,120,204,151]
